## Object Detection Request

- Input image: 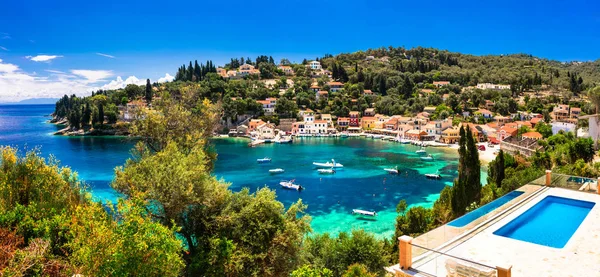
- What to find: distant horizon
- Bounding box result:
[1,0,598,102]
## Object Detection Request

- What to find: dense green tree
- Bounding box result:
[145,78,153,102]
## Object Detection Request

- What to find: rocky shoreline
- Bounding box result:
[49,115,130,136]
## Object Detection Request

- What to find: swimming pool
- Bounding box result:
[448,191,524,227]
[493,195,595,248]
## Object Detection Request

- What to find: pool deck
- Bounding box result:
[411,188,600,276]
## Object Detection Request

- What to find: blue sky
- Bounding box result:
[0,0,599,101]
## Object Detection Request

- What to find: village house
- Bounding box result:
[291,121,307,135]
[320,114,333,127]
[328,81,344,93]
[475,109,493,119]
[522,131,543,140]
[337,117,350,131]
[442,94,449,101]
[315,90,328,101]
[374,114,389,129]
[361,117,377,130]
[363,89,374,96]
[277,65,294,75]
[514,120,533,129]
[256,97,277,115]
[309,84,321,92]
[498,125,518,140]
[349,111,360,127]
[441,127,460,144]
[385,117,399,131]
[217,67,228,78]
[238,64,260,76]
[530,117,543,127]
[307,61,322,70]
[433,81,450,88]
[397,124,414,137]
[248,119,266,134]
[423,106,437,114]
[476,83,511,90]
[484,100,495,110]
[552,104,570,121]
[123,100,147,121]
[298,109,314,121]
[364,108,375,116]
[420,89,434,95]
[256,122,276,139]
[312,120,328,134]
[405,129,428,141]
[226,70,238,78]
[494,115,510,126]
[570,107,581,119]
[460,123,486,142]
[423,122,437,138]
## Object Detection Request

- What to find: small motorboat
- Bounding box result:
[425,170,441,179]
[416,148,427,155]
[340,133,349,138]
[269,168,285,174]
[401,139,411,144]
[384,166,399,174]
[280,180,303,191]
[318,168,336,174]
[373,134,383,139]
[420,154,434,161]
[257,157,272,163]
[352,209,377,217]
[313,159,344,168]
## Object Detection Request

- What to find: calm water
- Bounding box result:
[1,104,468,238]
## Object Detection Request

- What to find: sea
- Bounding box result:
[0,104,487,239]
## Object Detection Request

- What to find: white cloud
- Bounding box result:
[157,73,174,83]
[0,59,19,73]
[45,69,66,74]
[71,69,113,83]
[0,46,7,51]
[0,59,168,102]
[96,52,116,59]
[28,55,63,62]
[100,76,145,90]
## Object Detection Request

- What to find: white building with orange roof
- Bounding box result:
[328,81,344,92]
[277,65,294,75]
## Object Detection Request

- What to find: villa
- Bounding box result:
[307,60,322,70]
[433,81,450,88]
[277,65,294,75]
[328,81,344,92]
[389,171,600,277]
[476,83,511,90]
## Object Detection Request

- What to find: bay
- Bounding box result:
[0,104,471,238]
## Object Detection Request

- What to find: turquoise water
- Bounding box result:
[1,104,467,238]
[448,190,524,227]
[493,195,595,248]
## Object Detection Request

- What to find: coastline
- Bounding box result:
[48,116,130,137]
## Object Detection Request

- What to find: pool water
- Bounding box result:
[493,195,595,248]
[448,191,524,227]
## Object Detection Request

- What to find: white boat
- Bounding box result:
[420,154,434,161]
[257,157,271,163]
[425,170,441,179]
[365,134,373,138]
[280,180,303,191]
[384,167,399,174]
[352,209,377,217]
[318,168,336,174]
[372,134,383,139]
[416,148,427,155]
[340,133,349,138]
[276,136,293,144]
[400,139,411,144]
[313,159,344,168]
[269,168,285,174]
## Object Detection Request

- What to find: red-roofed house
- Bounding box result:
[328,82,344,92]
[337,117,350,131]
[475,109,493,119]
[363,89,374,96]
[433,81,450,88]
[349,111,360,127]
[522,131,543,140]
[315,90,328,101]
[499,126,518,140]
[530,117,543,127]
[361,117,376,130]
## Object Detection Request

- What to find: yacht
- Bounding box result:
[420,154,434,161]
[416,148,427,155]
[313,159,344,168]
[257,157,271,163]
[280,180,303,191]
[352,209,377,217]
[269,168,285,174]
[384,166,399,174]
[425,170,441,179]
[318,168,336,174]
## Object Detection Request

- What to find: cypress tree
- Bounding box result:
[98,103,104,125]
[186,62,193,81]
[194,60,201,81]
[495,150,505,187]
[145,79,153,103]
